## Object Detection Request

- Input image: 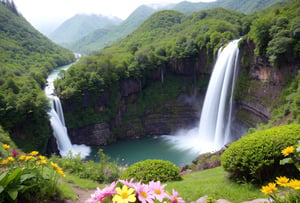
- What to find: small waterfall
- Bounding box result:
[45,64,91,159]
[162,39,241,154]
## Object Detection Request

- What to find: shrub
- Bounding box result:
[221,124,300,183]
[50,149,120,183]
[120,159,182,183]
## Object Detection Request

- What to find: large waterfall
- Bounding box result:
[45,64,91,159]
[163,39,241,154]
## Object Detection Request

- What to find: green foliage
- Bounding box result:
[120,159,182,183]
[0,3,75,152]
[248,0,300,66]
[57,7,245,129]
[0,145,65,202]
[221,124,300,183]
[50,149,120,183]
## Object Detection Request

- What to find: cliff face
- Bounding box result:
[66,41,298,146]
[235,40,298,127]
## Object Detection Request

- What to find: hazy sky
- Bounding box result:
[14,0,216,29]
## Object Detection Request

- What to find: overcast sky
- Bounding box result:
[14,0,216,30]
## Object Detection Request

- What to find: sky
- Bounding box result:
[13,0,215,34]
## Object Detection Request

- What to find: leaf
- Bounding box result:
[6,168,22,185]
[20,174,35,183]
[280,158,293,165]
[0,185,4,194]
[7,188,18,200]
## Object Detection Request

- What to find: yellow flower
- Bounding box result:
[19,155,26,161]
[282,146,295,157]
[56,168,66,177]
[30,151,39,156]
[3,144,10,150]
[50,162,59,169]
[261,182,277,195]
[287,179,300,190]
[112,185,136,203]
[39,155,46,160]
[276,176,290,187]
[25,155,33,161]
[7,157,14,162]
[1,159,8,166]
[37,159,47,165]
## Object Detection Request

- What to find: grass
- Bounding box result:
[65,172,102,189]
[165,167,264,203]
[57,166,265,202]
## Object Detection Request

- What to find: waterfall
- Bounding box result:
[45,64,91,159]
[162,39,241,154]
[198,38,241,150]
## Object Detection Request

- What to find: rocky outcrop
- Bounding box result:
[69,122,111,146]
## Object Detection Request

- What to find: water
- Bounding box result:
[45,64,91,159]
[163,39,241,154]
[89,137,198,166]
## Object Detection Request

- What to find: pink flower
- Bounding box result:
[119,178,137,188]
[169,189,185,203]
[85,181,117,203]
[135,183,155,203]
[148,181,169,202]
[11,149,19,157]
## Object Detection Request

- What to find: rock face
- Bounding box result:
[235,40,297,127]
[69,122,111,146]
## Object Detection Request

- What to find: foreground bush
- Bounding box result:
[0,144,65,202]
[120,159,182,183]
[221,124,300,183]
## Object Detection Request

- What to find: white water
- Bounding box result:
[163,39,241,154]
[45,64,91,159]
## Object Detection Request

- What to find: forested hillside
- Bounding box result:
[69,5,157,54]
[54,7,246,129]
[173,0,282,15]
[54,0,300,142]
[68,0,282,54]
[50,14,122,47]
[0,1,75,152]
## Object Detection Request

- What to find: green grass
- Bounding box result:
[65,173,102,189]
[57,182,78,200]
[165,167,264,203]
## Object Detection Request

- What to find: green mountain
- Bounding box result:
[0,1,75,152]
[70,5,157,54]
[49,14,122,47]
[69,0,283,54]
[172,0,282,14]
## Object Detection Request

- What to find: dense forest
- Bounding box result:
[55,0,300,140]
[54,0,299,142]
[0,1,75,152]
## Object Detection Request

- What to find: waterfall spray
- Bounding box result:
[163,39,241,154]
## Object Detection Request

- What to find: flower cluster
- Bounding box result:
[261,176,300,195]
[261,143,300,201]
[86,179,185,203]
[0,144,65,177]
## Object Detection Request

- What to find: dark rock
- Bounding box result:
[120,78,141,97]
[69,122,111,146]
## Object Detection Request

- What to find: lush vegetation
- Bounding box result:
[221,124,300,183]
[0,144,66,202]
[50,149,121,183]
[248,0,300,66]
[120,159,182,183]
[55,7,246,131]
[0,2,75,152]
